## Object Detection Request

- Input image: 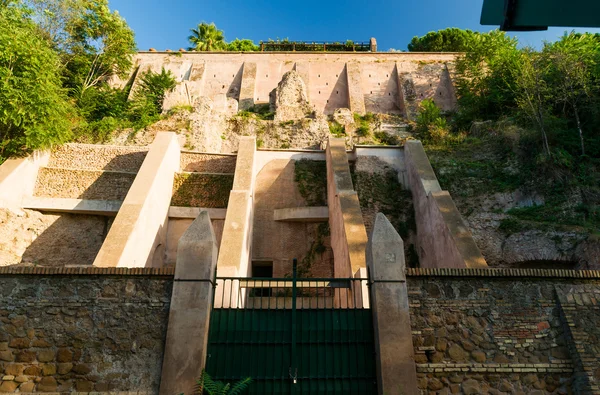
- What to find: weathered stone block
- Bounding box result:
[56,348,72,363]
[41,363,56,376]
[3,364,23,376]
[8,338,29,349]
[37,350,55,362]
[0,352,13,362]
[72,363,91,375]
[18,381,35,392]
[15,351,35,363]
[0,381,18,392]
[57,363,73,375]
[37,376,58,392]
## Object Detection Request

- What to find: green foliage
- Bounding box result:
[408,28,480,52]
[329,121,345,137]
[415,99,449,142]
[195,370,252,395]
[188,22,226,51]
[294,159,328,206]
[226,38,259,52]
[239,104,274,121]
[0,4,74,159]
[62,0,137,93]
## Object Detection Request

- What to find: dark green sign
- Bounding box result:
[481,0,600,31]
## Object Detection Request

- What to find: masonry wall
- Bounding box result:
[119,52,458,116]
[406,271,600,395]
[0,271,172,393]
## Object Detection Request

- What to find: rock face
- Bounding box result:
[188,96,228,152]
[270,70,312,122]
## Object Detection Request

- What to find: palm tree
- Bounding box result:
[188,22,226,51]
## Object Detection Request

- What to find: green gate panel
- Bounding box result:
[206,306,377,394]
[481,0,600,30]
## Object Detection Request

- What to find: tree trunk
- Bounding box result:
[572,103,585,156]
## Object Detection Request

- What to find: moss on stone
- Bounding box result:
[171,173,233,208]
[294,159,328,206]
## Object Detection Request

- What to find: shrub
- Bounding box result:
[416,99,450,142]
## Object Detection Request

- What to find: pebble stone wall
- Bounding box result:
[34,168,136,201]
[48,145,148,173]
[179,153,237,173]
[407,269,600,395]
[0,270,172,393]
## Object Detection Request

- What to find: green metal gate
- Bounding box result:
[205,261,377,394]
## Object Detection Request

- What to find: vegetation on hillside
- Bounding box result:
[410,30,600,235]
[0,0,177,163]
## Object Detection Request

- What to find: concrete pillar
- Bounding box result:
[326,138,368,279]
[370,37,378,52]
[367,213,418,395]
[159,210,218,395]
[0,150,49,211]
[94,132,180,267]
[239,62,257,110]
[346,62,366,115]
[216,137,256,280]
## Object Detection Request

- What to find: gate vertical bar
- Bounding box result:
[291,259,298,395]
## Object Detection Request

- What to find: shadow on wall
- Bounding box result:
[179,154,237,173]
[324,68,350,114]
[19,152,143,267]
[252,159,333,278]
[507,260,577,270]
[227,65,244,101]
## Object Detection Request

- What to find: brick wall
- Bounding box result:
[407,270,600,394]
[0,270,172,393]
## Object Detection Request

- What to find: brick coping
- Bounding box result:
[407,267,600,279]
[1,266,598,279]
[0,266,175,276]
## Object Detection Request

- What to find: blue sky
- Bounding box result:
[108,0,600,51]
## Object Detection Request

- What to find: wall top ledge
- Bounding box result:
[0,266,175,276]
[407,267,600,279]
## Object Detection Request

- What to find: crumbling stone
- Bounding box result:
[270,70,312,122]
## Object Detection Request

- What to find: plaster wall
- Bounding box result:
[123,52,458,115]
[252,159,333,278]
[404,141,486,268]
[307,62,349,113]
[165,218,224,267]
[360,63,401,114]
[0,151,49,210]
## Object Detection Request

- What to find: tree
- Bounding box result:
[544,33,599,156]
[65,0,137,94]
[188,22,226,51]
[21,0,136,95]
[515,49,552,156]
[226,38,258,52]
[454,30,522,123]
[408,28,479,52]
[0,4,73,160]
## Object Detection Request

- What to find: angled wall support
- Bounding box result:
[239,62,257,110]
[94,132,180,267]
[159,210,218,395]
[368,213,418,395]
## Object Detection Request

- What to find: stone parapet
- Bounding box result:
[216,137,256,278]
[93,132,180,268]
[404,140,486,268]
[0,150,49,210]
[326,137,368,277]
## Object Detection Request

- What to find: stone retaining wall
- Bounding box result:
[0,273,172,393]
[406,271,600,394]
[171,173,234,208]
[179,153,237,173]
[48,145,148,172]
[34,168,136,200]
